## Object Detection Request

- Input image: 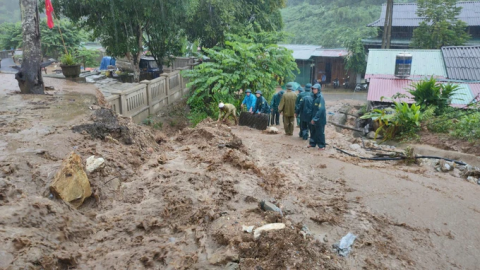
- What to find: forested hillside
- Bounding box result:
[281,0,415,47]
[0,0,21,24]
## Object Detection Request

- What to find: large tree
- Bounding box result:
[185,0,286,48]
[182,29,298,124]
[50,0,186,81]
[411,0,470,49]
[15,0,44,94]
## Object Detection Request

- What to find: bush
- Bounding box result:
[361,102,422,141]
[408,77,460,114]
[426,108,480,141]
[60,53,78,65]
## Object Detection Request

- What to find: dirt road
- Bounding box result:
[1,77,480,269]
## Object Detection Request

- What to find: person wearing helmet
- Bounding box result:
[308,84,326,150]
[295,83,313,140]
[295,86,304,127]
[218,102,238,125]
[270,89,285,125]
[241,89,256,113]
[278,82,297,136]
[253,90,269,114]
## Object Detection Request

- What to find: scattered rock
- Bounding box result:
[467,176,478,184]
[50,152,92,208]
[86,156,106,173]
[259,200,283,216]
[263,127,279,134]
[349,144,361,151]
[253,223,286,239]
[225,262,240,270]
[438,160,454,172]
[366,131,376,140]
[242,225,254,233]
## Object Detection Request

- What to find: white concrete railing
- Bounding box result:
[106,68,193,124]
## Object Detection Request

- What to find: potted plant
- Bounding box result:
[60,53,81,78]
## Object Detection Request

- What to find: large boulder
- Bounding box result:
[50,152,92,208]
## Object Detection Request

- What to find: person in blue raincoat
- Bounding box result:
[270,90,284,125]
[295,86,304,127]
[253,90,269,114]
[241,89,257,112]
[308,84,327,150]
[296,84,313,140]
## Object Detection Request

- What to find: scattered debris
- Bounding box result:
[436,160,454,172]
[85,156,105,173]
[259,200,283,216]
[349,144,361,151]
[467,176,479,184]
[208,247,239,265]
[253,223,286,239]
[263,126,279,134]
[49,152,92,208]
[333,232,357,257]
[242,225,255,233]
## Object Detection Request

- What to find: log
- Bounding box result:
[329,122,363,132]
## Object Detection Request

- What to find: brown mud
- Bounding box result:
[1,76,480,269]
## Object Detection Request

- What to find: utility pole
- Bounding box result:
[15,0,45,94]
[381,0,394,49]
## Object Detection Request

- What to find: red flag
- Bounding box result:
[45,0,54,29]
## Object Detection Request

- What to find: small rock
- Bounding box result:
[86,156,106,173]
[253,223,286,239]
[439,160,454,172]
[242,225,254,233]
[467,176,478,184]
[366,131,376,140]
[264,127,279,134]
[259,200,283,216]
[349,144,361,151]
[225,262,239,270]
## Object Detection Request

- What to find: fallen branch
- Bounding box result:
[329,122,363,132]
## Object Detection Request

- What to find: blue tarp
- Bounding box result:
[100,56,116,70]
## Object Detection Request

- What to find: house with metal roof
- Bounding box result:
[363,1,480,49]
[366,49,480,107]
[442,46,480,81]
[280,44,351,86]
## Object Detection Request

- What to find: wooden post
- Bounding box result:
[16,0,45,94]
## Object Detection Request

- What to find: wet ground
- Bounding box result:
[1,77,480,269]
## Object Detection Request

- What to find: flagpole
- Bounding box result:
[52,12,68,55]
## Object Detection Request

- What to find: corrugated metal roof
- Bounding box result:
[280,45,322,60]
[451,84,474,105]
[368,2,480,27]
[366,49,447,78]
[312,49,349,57]
[367,78,415,103]
[442,46,480,81]
[367,78,478,106]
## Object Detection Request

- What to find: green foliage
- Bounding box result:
[344,37,367,74]
[426,107,480,141]
[411,0,470,49]
[49,0,187,78]
[185,0,286,48]
[361,102,422,141]
[76,48,101,68]
[0,19,89,59]
[182,30,298,123]
[40,19,88,59]
[0,22,22,50]
[60,53,77,65]
[408,77,460,113]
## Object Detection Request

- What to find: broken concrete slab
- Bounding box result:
[50,152,92,208]
[253,223,286,239]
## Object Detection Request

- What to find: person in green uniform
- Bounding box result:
[295,83,312,138]
[218,102,238,125]
[278,82,297,136]
[308,84,326,150]
[270,90,284,125]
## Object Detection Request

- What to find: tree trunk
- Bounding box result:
[15,0,44,94]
